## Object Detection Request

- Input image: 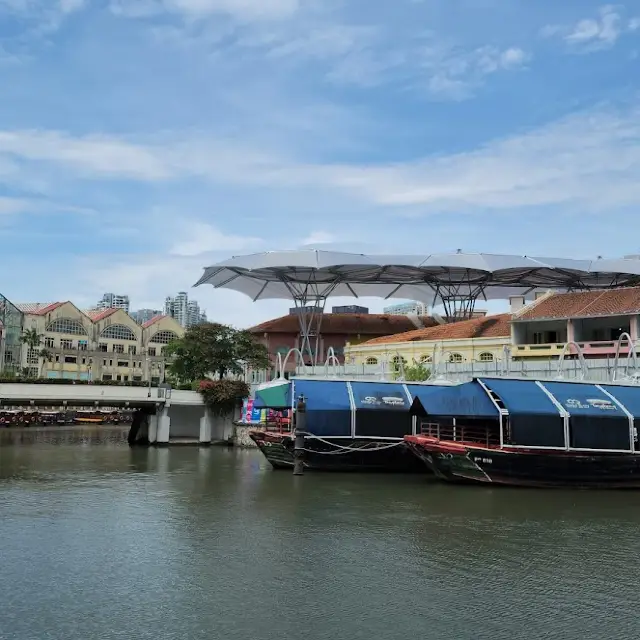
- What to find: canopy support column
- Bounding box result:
[293,296,327,368]
[432,280,488,321]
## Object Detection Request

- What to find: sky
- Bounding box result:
[1,0,640,327]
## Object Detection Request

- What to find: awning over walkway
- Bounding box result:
[292,379,352,437]
[478,378,565,448]
[407,382,498,419]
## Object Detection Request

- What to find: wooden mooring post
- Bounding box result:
[293,394,306,476]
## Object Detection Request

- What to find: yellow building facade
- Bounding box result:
[344,314,512,369]
[17,302,184,382]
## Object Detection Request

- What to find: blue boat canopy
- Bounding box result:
[542,381,626,418]
[407,382,498,419]
[292,379,352,437]
[349,381,413,438]
[478,378,566,448]
[543,381,632,451]
[600,384,640,419]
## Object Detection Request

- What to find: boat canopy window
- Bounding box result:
[407,382,498,419]
[478,378,565,448]
[350,382,412,438]
[293,380,352,437]
[542,381,632,451]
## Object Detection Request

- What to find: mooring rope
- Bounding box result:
[297,432,405,455]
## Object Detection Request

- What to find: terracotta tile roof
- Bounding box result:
[85,308,119,321]
[362,313,512,345]
[142,314,166,328]
[249,313,438,336]
[15,302,64,315]
[516,287,640,321]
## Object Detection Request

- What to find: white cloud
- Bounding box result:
[300,231,336,246]
[3,102,640,215]
[0,195,94,217]
[325,105,640,211]
[500,47,528,68]
[67,252,289,327]
[59,0,84,13]
[0,196,33,215]
[0,0,86,35]
[0,130,174,180]
[109,0,299,22]
[542,5,637,52]
[169,222,262,256]
[421,44,529,100]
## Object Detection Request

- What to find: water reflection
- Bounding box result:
[1,430,640,640]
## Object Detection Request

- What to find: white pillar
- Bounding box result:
[199,407,213,444]
[156,406,171,444]
[148,413,159,444]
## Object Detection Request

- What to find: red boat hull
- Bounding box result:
[405,435,640,488]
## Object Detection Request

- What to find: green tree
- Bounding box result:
[165,322,270,382]
[20,328,42,350]
[39,348,53,378]
[20,329,43,378]
[395,359,431,382]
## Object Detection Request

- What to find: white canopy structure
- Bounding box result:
[194,250,640,363]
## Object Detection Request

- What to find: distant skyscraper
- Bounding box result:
[96,293,130,313]
[164,292,207,328]
[130,308,163,325]
[383,301,427,316]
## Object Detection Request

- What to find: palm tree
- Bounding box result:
[20,328,42,350]
[39,348,53,378]
[20,329,43,378]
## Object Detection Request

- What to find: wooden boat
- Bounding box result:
[404,377,640,488]
[75,411,106,424]
[249,378,426,473]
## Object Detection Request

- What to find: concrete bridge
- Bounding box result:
[0,383,241,445]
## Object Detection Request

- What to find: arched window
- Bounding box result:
[420,355,433,364]
[100,324,137,341]
[150,330,178,345]
[46,318,87,335]
[449,353,463,363]
[365,357,378,365]
[479,352,494,362]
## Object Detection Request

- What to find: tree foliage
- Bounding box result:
[165,322,270,382]
[20,329,43,378]
[20,328,42,350]
[393,358,431,382]
[403,362,431,381]
[198,379,250,416]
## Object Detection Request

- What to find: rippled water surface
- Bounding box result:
[2,427,640,640]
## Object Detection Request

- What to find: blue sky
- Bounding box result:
[1,0,640,326]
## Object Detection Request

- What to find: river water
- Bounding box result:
[1,427,639,640]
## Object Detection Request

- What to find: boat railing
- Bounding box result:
[264,415,292,434]
[419,421,500,448]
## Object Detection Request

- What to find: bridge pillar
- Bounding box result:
[199,407,213,444]
[156,406,171,445]
[148,413,159,444]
